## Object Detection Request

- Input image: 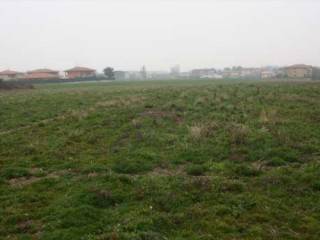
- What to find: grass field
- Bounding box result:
[1,79,320,240]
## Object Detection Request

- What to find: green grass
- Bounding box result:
[1,79,320,239]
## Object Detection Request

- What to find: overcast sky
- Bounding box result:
[0,0,319,72]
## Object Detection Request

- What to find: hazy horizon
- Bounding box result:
[1,0,319,72]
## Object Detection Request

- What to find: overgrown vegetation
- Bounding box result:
[0,79,34,90]
[1,79,320,239]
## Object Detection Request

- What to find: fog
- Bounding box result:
[0,0,319,72]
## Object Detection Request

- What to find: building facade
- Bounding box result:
[240,68,261,79]
[23,69,60,80]
[65,67,96,79]
[191,68,217,78]
[114,71,128,80]
[0,70,24,81]
[284,64,313,78]
[261,70,276,79]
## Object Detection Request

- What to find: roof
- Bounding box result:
[0,70,22,75]
[27,69,59,74]
[65,66,96,72]
[285,64,312,69]
[23,72,60,80]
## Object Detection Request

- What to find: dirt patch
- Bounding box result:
[96,96,145,108]
[17,220,33,232]
[188,121,219,140]
[87,172,100,178]
[139,110,183,124]
[8,176,40,187]
[8,170,68,187]
[251,161,266,171]
[140,110,170,118]
[147,166,186,177]
[29,167,45,175]
[229,153,247,162]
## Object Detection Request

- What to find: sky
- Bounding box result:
[0,0,319,72]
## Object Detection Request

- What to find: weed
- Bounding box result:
[229,123,250,145]
[188,124,203,140]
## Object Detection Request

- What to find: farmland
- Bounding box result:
[1,79,320,240]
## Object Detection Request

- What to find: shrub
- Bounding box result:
[188,122,218,140]
[259,108,279,124]
[229,123,250,145]
[188,125,203,140]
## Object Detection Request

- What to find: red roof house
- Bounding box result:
[0,70,24,80]
[24,69,60,80]
[64,67,96,79]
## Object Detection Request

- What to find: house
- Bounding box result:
[260,69,277,79]
[24,69,60,80]
[148,71,171,80]
[65,67,96,79]
[114,71,126,80]
[199,73,223,79]
[191,68,217,78]
[284,64,313,78]
[222,69,241,79]
[0,70,24,81]
[240,68,261,79]
[179,72,192,79]
[261,70,276,79]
